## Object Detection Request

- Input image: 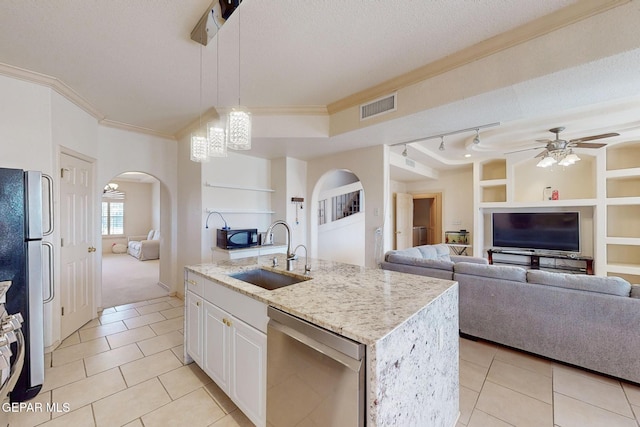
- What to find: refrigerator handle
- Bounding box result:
[42,241,55,304]
[42,174,54,236]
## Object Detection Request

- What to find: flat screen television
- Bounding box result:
[492,212,580,253]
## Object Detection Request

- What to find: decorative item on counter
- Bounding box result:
[543,186,552,200]
[552,189,559,200]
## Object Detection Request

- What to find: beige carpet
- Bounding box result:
[101,253,168,308]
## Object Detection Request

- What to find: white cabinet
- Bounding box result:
[184,274,267,427]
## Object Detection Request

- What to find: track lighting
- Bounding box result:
[402,145,408,157]
[473,129,480,145]
[439,137,445,151]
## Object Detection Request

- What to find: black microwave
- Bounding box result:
[217,228,258,249]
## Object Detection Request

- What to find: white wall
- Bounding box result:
[151,180,160,229]
[406,166,474,242]
[1,75,178,350]
[308,145,388,268]
[199,151,273,261]
[96,126,178,297]
[272,157,308,251]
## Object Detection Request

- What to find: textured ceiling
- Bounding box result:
[1,0,639,174]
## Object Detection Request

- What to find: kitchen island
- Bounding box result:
[185,254,459,427]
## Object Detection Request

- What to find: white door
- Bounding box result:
[230,316,266,427]
[395,193,414,250]
[203,300,229,391]
[60,153,95,340]
[186,291,203,365]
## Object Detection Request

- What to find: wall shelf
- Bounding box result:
[606,167,640,179]
[206,209,275,215]
[606,237,640,246]
[606,263,640,276]
[606,197,640,206]
[479,179,507,187]
[204,182,275,193]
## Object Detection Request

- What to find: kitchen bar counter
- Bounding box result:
[186,254,459,426]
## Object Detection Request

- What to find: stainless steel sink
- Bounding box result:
[229,268,310,290]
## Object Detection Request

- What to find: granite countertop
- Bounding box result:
[186,254,457,345]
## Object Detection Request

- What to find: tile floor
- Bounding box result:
[457,338,640,427]
[5,296,253,427]
[4,296,640,426]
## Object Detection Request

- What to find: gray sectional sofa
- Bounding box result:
[382,244,640,384]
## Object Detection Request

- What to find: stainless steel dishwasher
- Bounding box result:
[267,307,365,426]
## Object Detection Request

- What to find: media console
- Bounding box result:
[487,249,593,275]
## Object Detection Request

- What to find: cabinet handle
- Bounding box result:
[226,319,232,327]
[196,301,200,307]
[222,318,228,326]
[187,279,197,285]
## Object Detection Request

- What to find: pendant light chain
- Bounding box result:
[190,41,209,162]
[208,16,227,157]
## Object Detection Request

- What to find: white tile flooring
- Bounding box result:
[5,296,253,427]
[4,296,640,426]
[457,338,640,427]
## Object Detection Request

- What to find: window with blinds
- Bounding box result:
[102,201,124,235]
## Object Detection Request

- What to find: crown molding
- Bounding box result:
[98,119,176,140]
[326,0,630,115]
[0,62,105,120]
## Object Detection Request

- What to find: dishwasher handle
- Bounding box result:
[267,307,364,369]
[268,319,363,372]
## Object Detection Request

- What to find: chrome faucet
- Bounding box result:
[265,220,295,271]
[293,244,311,274]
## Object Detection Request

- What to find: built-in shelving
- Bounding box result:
[479,199,598,209]
[605,140,640,283]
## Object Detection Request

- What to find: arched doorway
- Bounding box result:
[100,172,168,308]
[312,169,366,266]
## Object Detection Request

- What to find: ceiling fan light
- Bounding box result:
[402,145,408,157]
[565,152,580,163]
[190,130,210,162]
[558,157,572,166]
[537,156,556,168]
[439,137,445,151]
[226,108,252,150]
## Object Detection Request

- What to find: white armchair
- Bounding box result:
[127,229,160,261]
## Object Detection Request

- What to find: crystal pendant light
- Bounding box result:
[226,5,252,151]
[208,124,227,156]
[226,107,251,150]
[190,130,209,162]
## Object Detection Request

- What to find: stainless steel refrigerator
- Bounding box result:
[0,168,44,401]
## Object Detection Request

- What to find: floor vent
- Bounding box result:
[360,93,397,120]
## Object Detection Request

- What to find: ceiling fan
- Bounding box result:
[509,127,619,167]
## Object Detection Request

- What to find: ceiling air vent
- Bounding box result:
[405,158,415,168]
[360,93,397,120]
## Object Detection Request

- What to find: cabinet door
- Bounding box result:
[203,300,230,392]
[230,316,267,427]
[185,291,203,365]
